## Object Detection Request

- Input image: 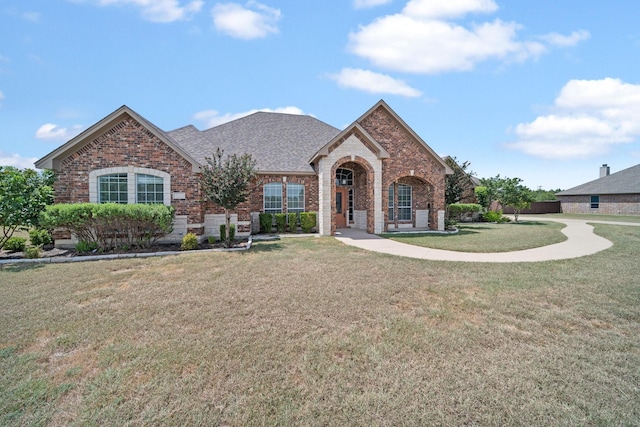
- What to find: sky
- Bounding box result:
[1,0,639,190]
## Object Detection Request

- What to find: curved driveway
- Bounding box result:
[335,217,640,263]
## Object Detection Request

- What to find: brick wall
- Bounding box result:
[55,116,203,227]
[359,106,446,229]
[558,194,640,215]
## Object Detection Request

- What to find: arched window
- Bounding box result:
[335,168,353,186]
[90,167,170,205]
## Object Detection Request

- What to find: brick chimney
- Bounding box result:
[599,164,610,178]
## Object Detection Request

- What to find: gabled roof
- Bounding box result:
[168,112,340,174]
[35,105,200,172]
[309,122,390,164]
[356,100,453,175]
[557,164,640,196]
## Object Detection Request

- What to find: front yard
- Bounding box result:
[1,222,639,425]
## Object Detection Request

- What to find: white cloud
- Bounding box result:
[0,151,38,169]
[77,0,203,23]
[353,0,392,9]
[348,0,586,74]
[212,1,281,40]
[194,106,305,128]
[35,123,84,142]
[507,78,640,159]
[538,30,590,47]
[329,68,422,97]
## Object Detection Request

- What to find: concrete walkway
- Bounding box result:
[334,217,640,263]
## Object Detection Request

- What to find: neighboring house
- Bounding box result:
[36,100,453,246]
[556,164,640,215]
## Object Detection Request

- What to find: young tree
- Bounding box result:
[499,177,534,222]
[0,166,55,249]
[200,148,258,247]
[479,175,504,211]
[445,157,475,205]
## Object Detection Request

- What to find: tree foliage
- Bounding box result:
[200,148,258,247]
[0,167,55,249]
[479,175,534,222]
[445,157,476,205]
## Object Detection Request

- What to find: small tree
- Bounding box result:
[200,148,258,247]
[0,166,55,249]
[445,157,476,206]
[500,177,534,222]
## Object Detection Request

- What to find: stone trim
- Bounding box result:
[89,166,171,206]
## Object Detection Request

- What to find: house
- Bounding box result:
[556,164,640,215]
[35,100,453,246]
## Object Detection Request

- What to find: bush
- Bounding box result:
[482,210,508,223]
[4,236,26,252]
[219,224,236,242]
[207,236,216,244]
[181,232,198,251]
[275,213,286,233]
[259,213,273,233]
[40,203,175,250]
[448,203,482,222]
[23,246,41,259]
[29,228,52,247]
[288,212,298,232]
[300,212,317,233]
[76,240,98,253]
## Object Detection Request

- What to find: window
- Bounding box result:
[336,168,353,186]
[388,183,412,221]
[398,184,412,221]
[264,183,282,214]
[99,174,128,203]
[90,167,170,205]
[287,183,304,214]
[137,174,164,204]
[590,195,600,209]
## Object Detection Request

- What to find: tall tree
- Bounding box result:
[445,157,476,205]
[0,167,55,249]
[200,148,258,247]
[500,177,534,222]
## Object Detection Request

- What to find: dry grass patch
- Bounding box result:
[1,224,639,425]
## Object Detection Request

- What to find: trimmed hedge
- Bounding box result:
[259,213,272,233]
[287,212,298,232]
[40,203,175,250]
[275,213,286,233]
[219,223,236,242]
[300,212,317,233]
[448,203,482,221]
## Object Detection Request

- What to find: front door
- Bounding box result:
[336,188,348,228]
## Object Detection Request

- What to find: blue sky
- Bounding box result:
[1,0,639,190]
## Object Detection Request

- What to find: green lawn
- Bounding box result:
[382,220,567,252]
[1,223,639,426]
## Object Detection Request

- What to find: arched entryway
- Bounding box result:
[386,175,434,231]
[331,157,375,235]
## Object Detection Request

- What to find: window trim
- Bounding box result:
[89,167,171,206]
[263,182,283,214]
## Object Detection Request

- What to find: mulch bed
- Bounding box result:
[0,239,251,260]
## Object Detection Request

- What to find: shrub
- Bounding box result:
[219,224,236,242]
[259,213,273,233]
[40,203,175,250]
[483,210,506,223]
[448,203,482,222]
[181,232,198,251]
[275,213,286,233]
[288,212,298,232]
[4,236,26,252]
[29,228,52,247]
[76,240,98,253]
[24,246,41,259]
[300,212,317,233]
[207,236,216,244]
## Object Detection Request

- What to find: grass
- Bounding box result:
[1,223,639,425]
[382,220,567,252]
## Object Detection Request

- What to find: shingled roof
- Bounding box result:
[168,112,341,173]
[557,163,640,196]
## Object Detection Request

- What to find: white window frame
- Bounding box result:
[397,184,412,221]
[263,182,283,214]
[89,167,171,206]
[286,183,305,214]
